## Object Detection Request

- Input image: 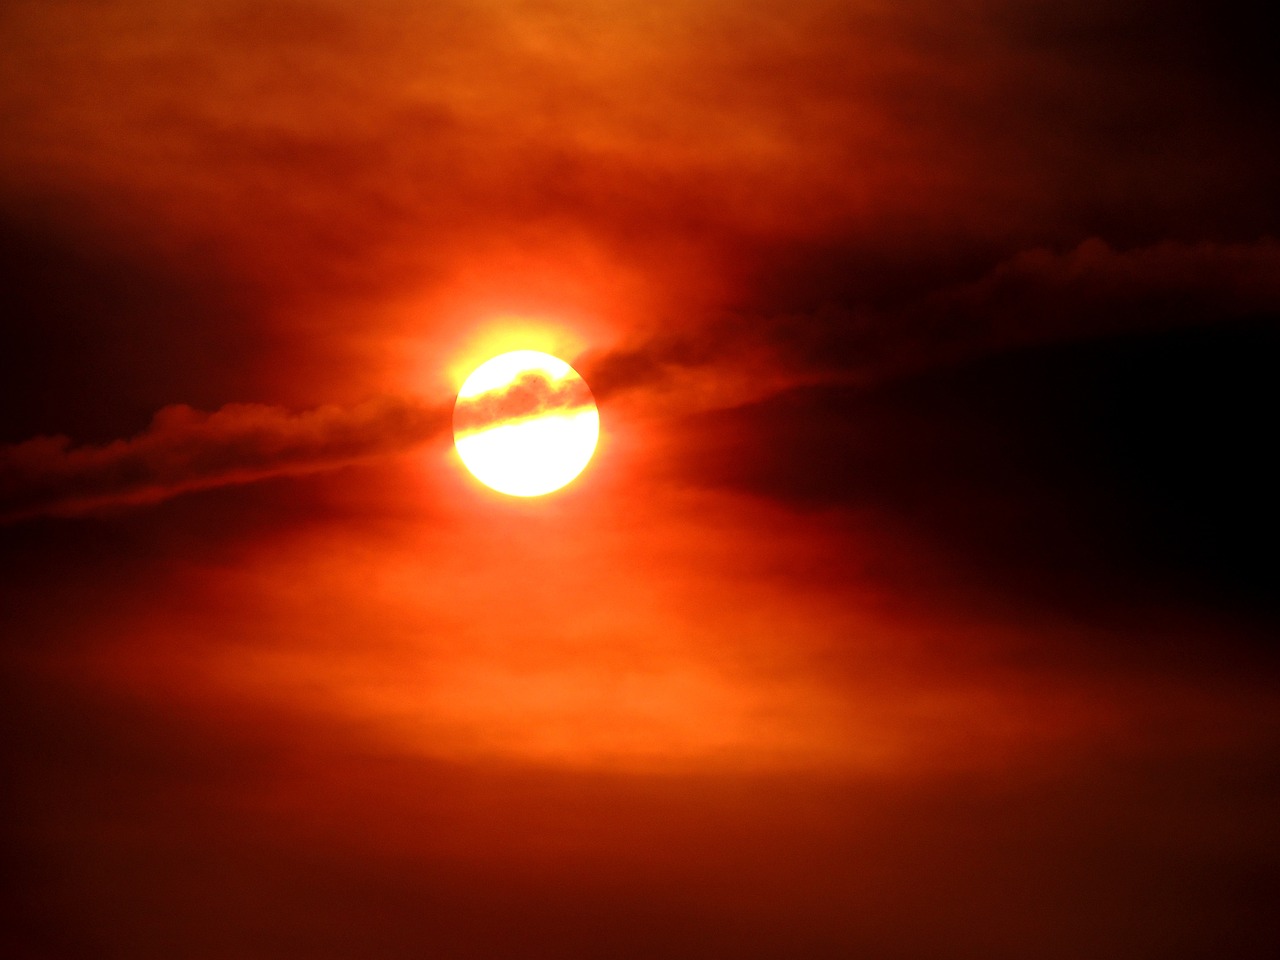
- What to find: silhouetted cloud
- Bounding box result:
[583,238,1280,402]
[453,371,593,434]
[664,319,1280,631]
[0,395,447,522]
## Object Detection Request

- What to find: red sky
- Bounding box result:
[2,2,1277,958]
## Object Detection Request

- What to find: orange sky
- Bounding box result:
[2,2,1278,958]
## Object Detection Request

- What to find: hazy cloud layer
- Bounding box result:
[2,1,1277,454]
[2,4,1278,957]
[0,395,446,522]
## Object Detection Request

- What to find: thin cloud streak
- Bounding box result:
[0,394,447,522]
[583,237,1280,401]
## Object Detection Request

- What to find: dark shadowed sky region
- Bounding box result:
[2,3,1278,958]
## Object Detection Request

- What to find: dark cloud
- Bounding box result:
[0,395,446,522]
[928,237,1280,347]
[0,211,273,446]
[453,370,594,434]
[584,238,1280,400]
[664,319,1280,635]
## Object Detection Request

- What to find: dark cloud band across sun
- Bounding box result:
[453,371,595,435]
[5,237,1276,523]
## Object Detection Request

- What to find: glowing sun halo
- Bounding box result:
[453,350,600,497]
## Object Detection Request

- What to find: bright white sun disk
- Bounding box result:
[453,351,600,497]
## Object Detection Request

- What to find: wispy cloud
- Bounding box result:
[582,238,1280,402]
[0,395,446,522]
[453,371,594,434]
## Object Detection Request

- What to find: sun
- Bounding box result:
[453,350,600,497]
